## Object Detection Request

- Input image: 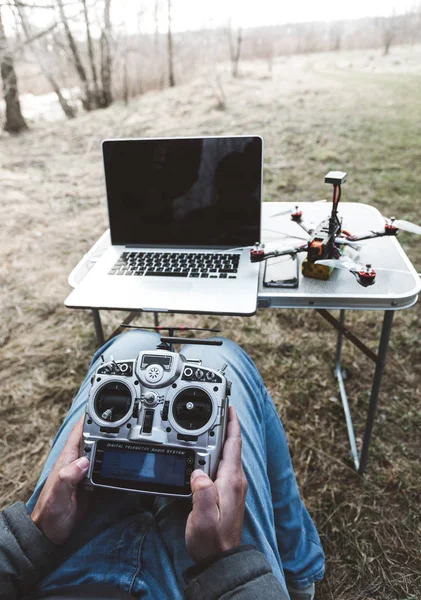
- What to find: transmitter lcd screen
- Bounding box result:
[92,441,194,495]
[102,136,262,247]
[101,447,185,486]
[141,355,172,370]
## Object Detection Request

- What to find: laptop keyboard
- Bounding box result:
[109,252,240,279]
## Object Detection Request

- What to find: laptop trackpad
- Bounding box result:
[143,280,194,292]
[140,279,203,311]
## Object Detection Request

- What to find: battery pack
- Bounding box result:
[302,259,334,280]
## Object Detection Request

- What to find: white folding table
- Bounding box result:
[66,202,421,474]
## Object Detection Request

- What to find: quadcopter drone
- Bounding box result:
[250,171,421,287]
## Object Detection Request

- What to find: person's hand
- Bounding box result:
[31,417,91,545]
[185,406,248,562]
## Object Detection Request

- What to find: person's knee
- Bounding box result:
[183,337,254,378]
[102,330,161,361]
[211,336,245,358]
[182,336,244,366]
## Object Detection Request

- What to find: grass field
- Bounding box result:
[1,45,421,599]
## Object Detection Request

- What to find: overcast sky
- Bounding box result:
[2,0,417,37]
[118,0,417,33]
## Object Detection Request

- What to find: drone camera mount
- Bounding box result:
[325,171,347,186]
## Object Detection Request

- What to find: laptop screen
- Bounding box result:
[102,136,262,247]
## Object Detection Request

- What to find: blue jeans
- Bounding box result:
[27,330,324,599]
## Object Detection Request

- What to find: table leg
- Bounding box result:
[92,309,105,347]
[335,309,345,366]
[334,310,360,471]
[318,308,395,473]
[358,310,394,475]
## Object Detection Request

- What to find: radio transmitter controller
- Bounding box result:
[81,343,231,497]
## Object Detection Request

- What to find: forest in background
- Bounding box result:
[1,0,421,131]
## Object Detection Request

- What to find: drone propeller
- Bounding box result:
[270,200,327,219]
[316,257,359,272]
[334,237,361,250]
[271,205,301,219]
[315,257,410,276]
[385,217,421,235]
[262,227,309,242]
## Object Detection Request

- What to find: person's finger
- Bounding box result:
[216,406,243,479]
[53,416,85,472]
[64,417,84,451]
[53,456,90,505]
[190,470,220,524]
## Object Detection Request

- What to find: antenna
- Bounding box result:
[122,324,220,338]
[157,337,223,352]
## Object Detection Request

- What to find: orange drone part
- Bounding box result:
[309,240,324,256]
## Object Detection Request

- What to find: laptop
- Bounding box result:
[65,135,263,316]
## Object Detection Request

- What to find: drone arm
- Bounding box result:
[334,237,361,250]
[251,244,307,263]
[296,221,314,235]
[343,230,388,242]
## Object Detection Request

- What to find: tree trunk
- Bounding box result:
[383,31,394,55]
[154,0,159,52]
[56,0,92,110]
[82,0,100,106]
[167,0,175,87]
[232,27,242,77]
[0,9,28,133]
[227,21,242,78]
[122,58,129,106]
[13,1,76,119]
[100,0,113,107]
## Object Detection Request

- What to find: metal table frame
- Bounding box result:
[89,305,394,475]
[316,308,394,474]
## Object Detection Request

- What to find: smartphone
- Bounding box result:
[263,255,299,288]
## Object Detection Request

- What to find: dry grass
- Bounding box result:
[1,47,421,599]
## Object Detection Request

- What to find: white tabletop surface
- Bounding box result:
[258,202,420,310]
[68,202,420,312]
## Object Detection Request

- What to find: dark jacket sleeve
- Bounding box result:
[183,545,289,599]
[0,501,56,600]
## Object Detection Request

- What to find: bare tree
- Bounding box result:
[152,0,165,89]
[122,57,129,105]
[167,0,175,87]
[380,15,398,55]
[82,0,100,103]
[210,69,226,110]
[13,0,76,119]
[0,7,28,133]
[154,0,159,52]
[55,0,94,109]
[330,21,344,51]
[227,19,242,78]
[100,0,112,107]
